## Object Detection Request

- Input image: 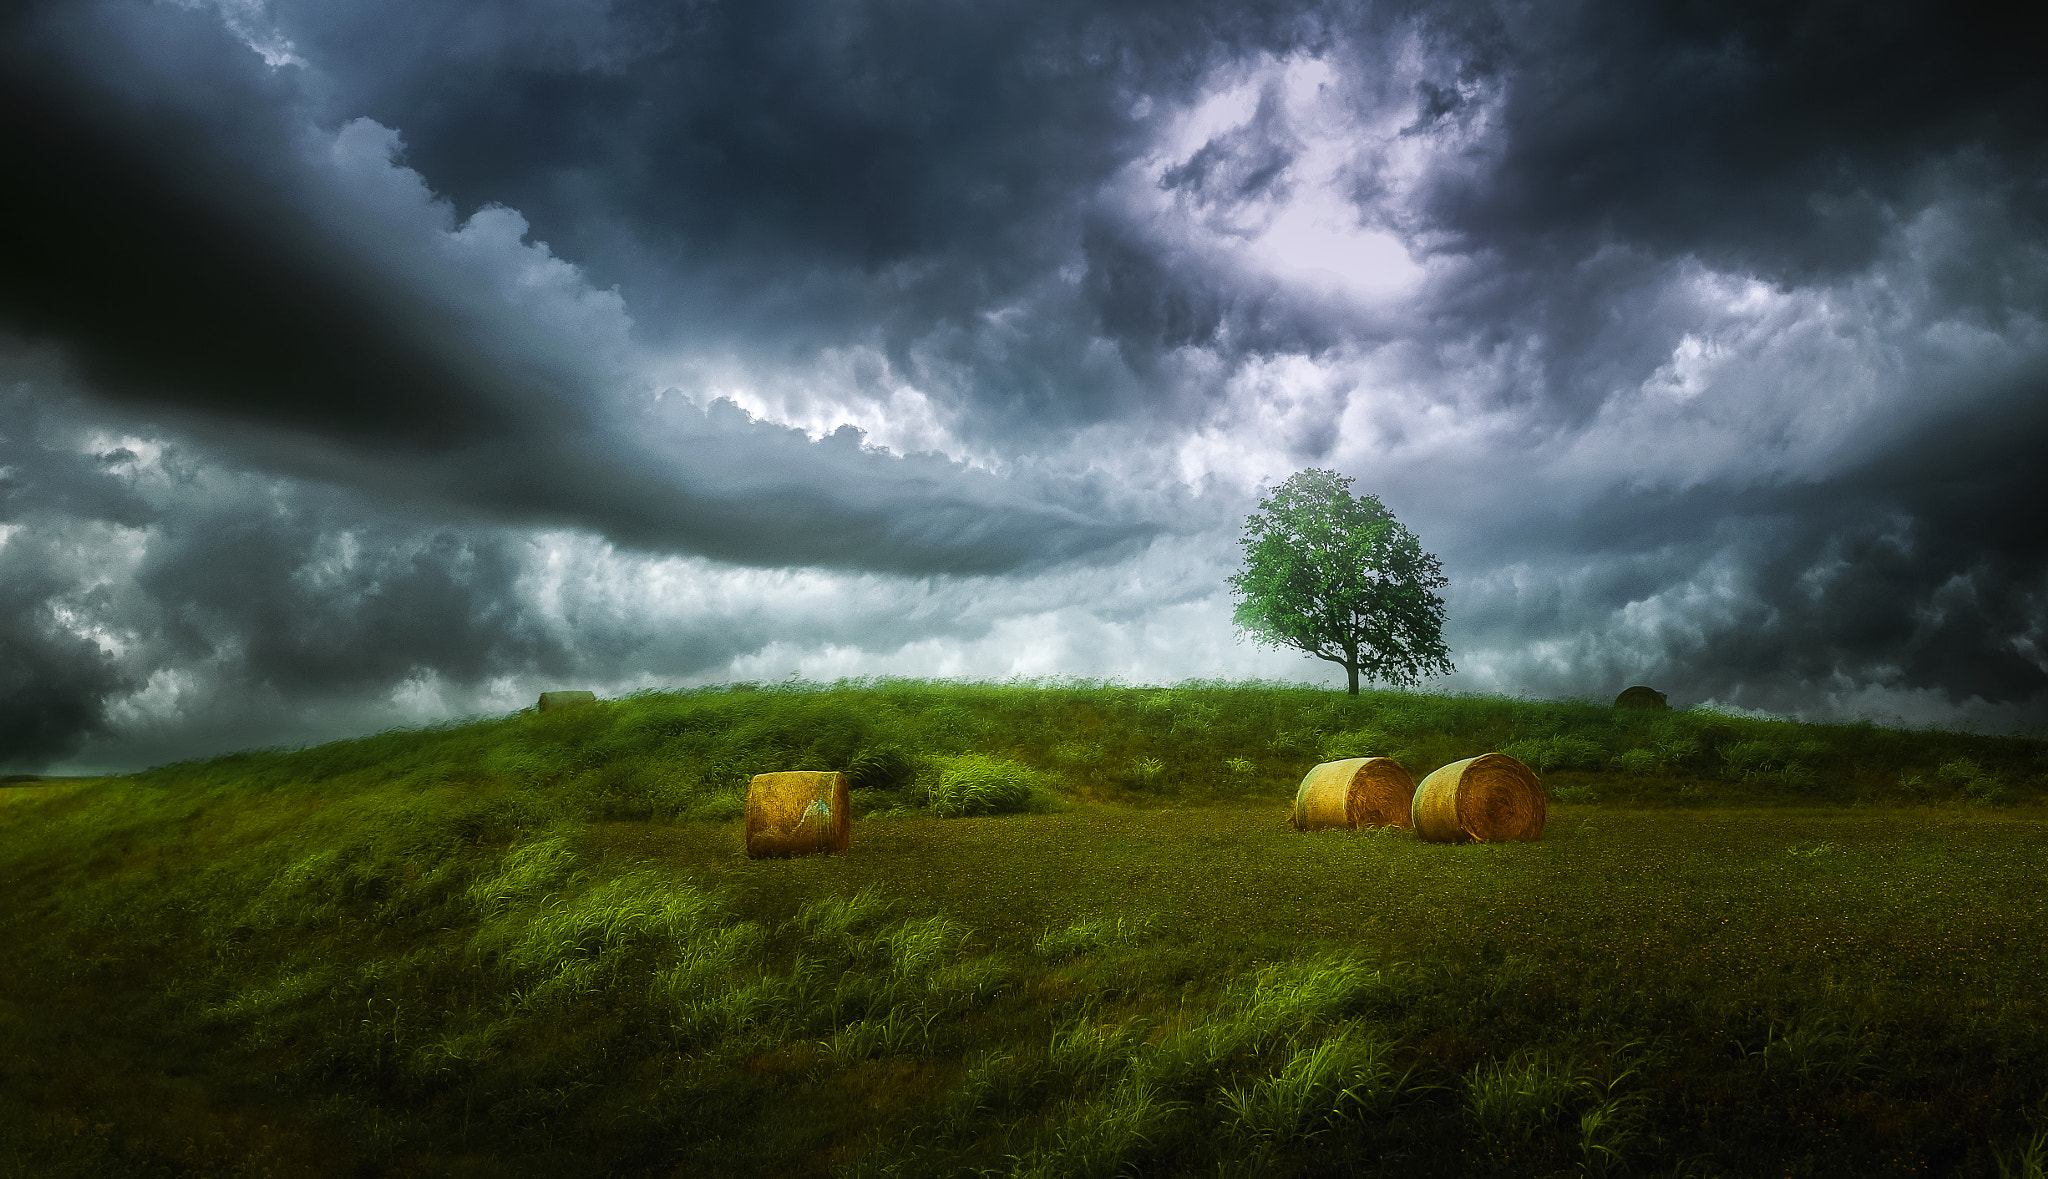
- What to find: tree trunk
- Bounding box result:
[1346,662,1359,695]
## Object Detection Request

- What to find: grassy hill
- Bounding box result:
[3,680,2046,1176]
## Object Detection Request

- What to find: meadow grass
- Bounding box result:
[2,680,2046,1176]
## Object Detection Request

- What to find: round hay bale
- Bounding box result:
[744,771,851,859]
[1291,757,1415,831]
[537,690,597,712]
[1613,685,1669,710]
[1411,754,1545,843]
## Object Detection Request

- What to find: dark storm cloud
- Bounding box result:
[282,0,1316,281]
[0,384,1187,768]
[133,500,568,700]
[0,0,1177,575]
[0,559,132,769]
[1161,83,1301,213]
[252,0,1357,426]
[0,384,578,768]
[1780,381,2048,707]
[1439,335,2048,720]
[1312,0,2048,723]
[1407,0,2048,280]
[0,387,762,766]
[10,0,2038,445]
[0,2,524,450]
[0,389,147,767]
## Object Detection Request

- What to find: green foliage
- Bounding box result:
[1740,1013,1876,1087]
[1216,1028,1403,1166]
[1462,1044,1657,1177]
[929,753,1052,817]
[1466,1049,1587,1139]
[1551,782,1602,805]
[1230,468,1454,694]
[1120,755,1168,790]
[1012,1073,1180,1179]
[847,746,918,793]
[1319,728,1393,761]
[1503,735,1608,773]
[1034,916,1153,961]
[1994,1127,2048,1179]
[1940,756,2011,802]
[1612,747,1662,776]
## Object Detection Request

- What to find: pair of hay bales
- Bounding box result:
[1292,753,1546,843]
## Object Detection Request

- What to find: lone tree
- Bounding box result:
[1229,469,1453,695]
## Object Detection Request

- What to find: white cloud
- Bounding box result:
[177,0,305,69]
[1118,50,1434,309]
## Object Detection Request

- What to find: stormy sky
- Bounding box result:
[4,0,2045,772]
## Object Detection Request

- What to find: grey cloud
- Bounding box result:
[0,562,133,770]
[0,0,1175,577]
[133,503,571,699]
[257,0,1347,430]
[0,387,149,766]
[0,387,1204,769]
[0,4,535,451]
[1440,370,2048,721]
[0,386,564,764]
[1081,219,1230,359]
[279,0,1323,277]
[1159,82,1302,223]
[1403,0,2048,280]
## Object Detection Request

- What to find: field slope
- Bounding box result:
[4,680,2046,1176]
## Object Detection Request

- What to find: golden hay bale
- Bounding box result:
[1411,753,1546,843]
[537,690,597,712]
[744,771,852,859]
[1291,757,1415,831]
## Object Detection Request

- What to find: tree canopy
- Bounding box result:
[1229,469,1453,695]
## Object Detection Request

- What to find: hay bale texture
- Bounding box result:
[1292,757,1415,831]
[1411,754,1546,843]
[1613,685,1669,710]
[744,771,852,859]
[537,690,597,712]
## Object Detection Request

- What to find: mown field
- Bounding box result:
[3,680,2046,1177]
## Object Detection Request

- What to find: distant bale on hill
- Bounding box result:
[538,690,597,712]
[1292,757,1414,831]
[1614,686,1669,711]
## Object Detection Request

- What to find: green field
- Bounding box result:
[3,680,2046,1176]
